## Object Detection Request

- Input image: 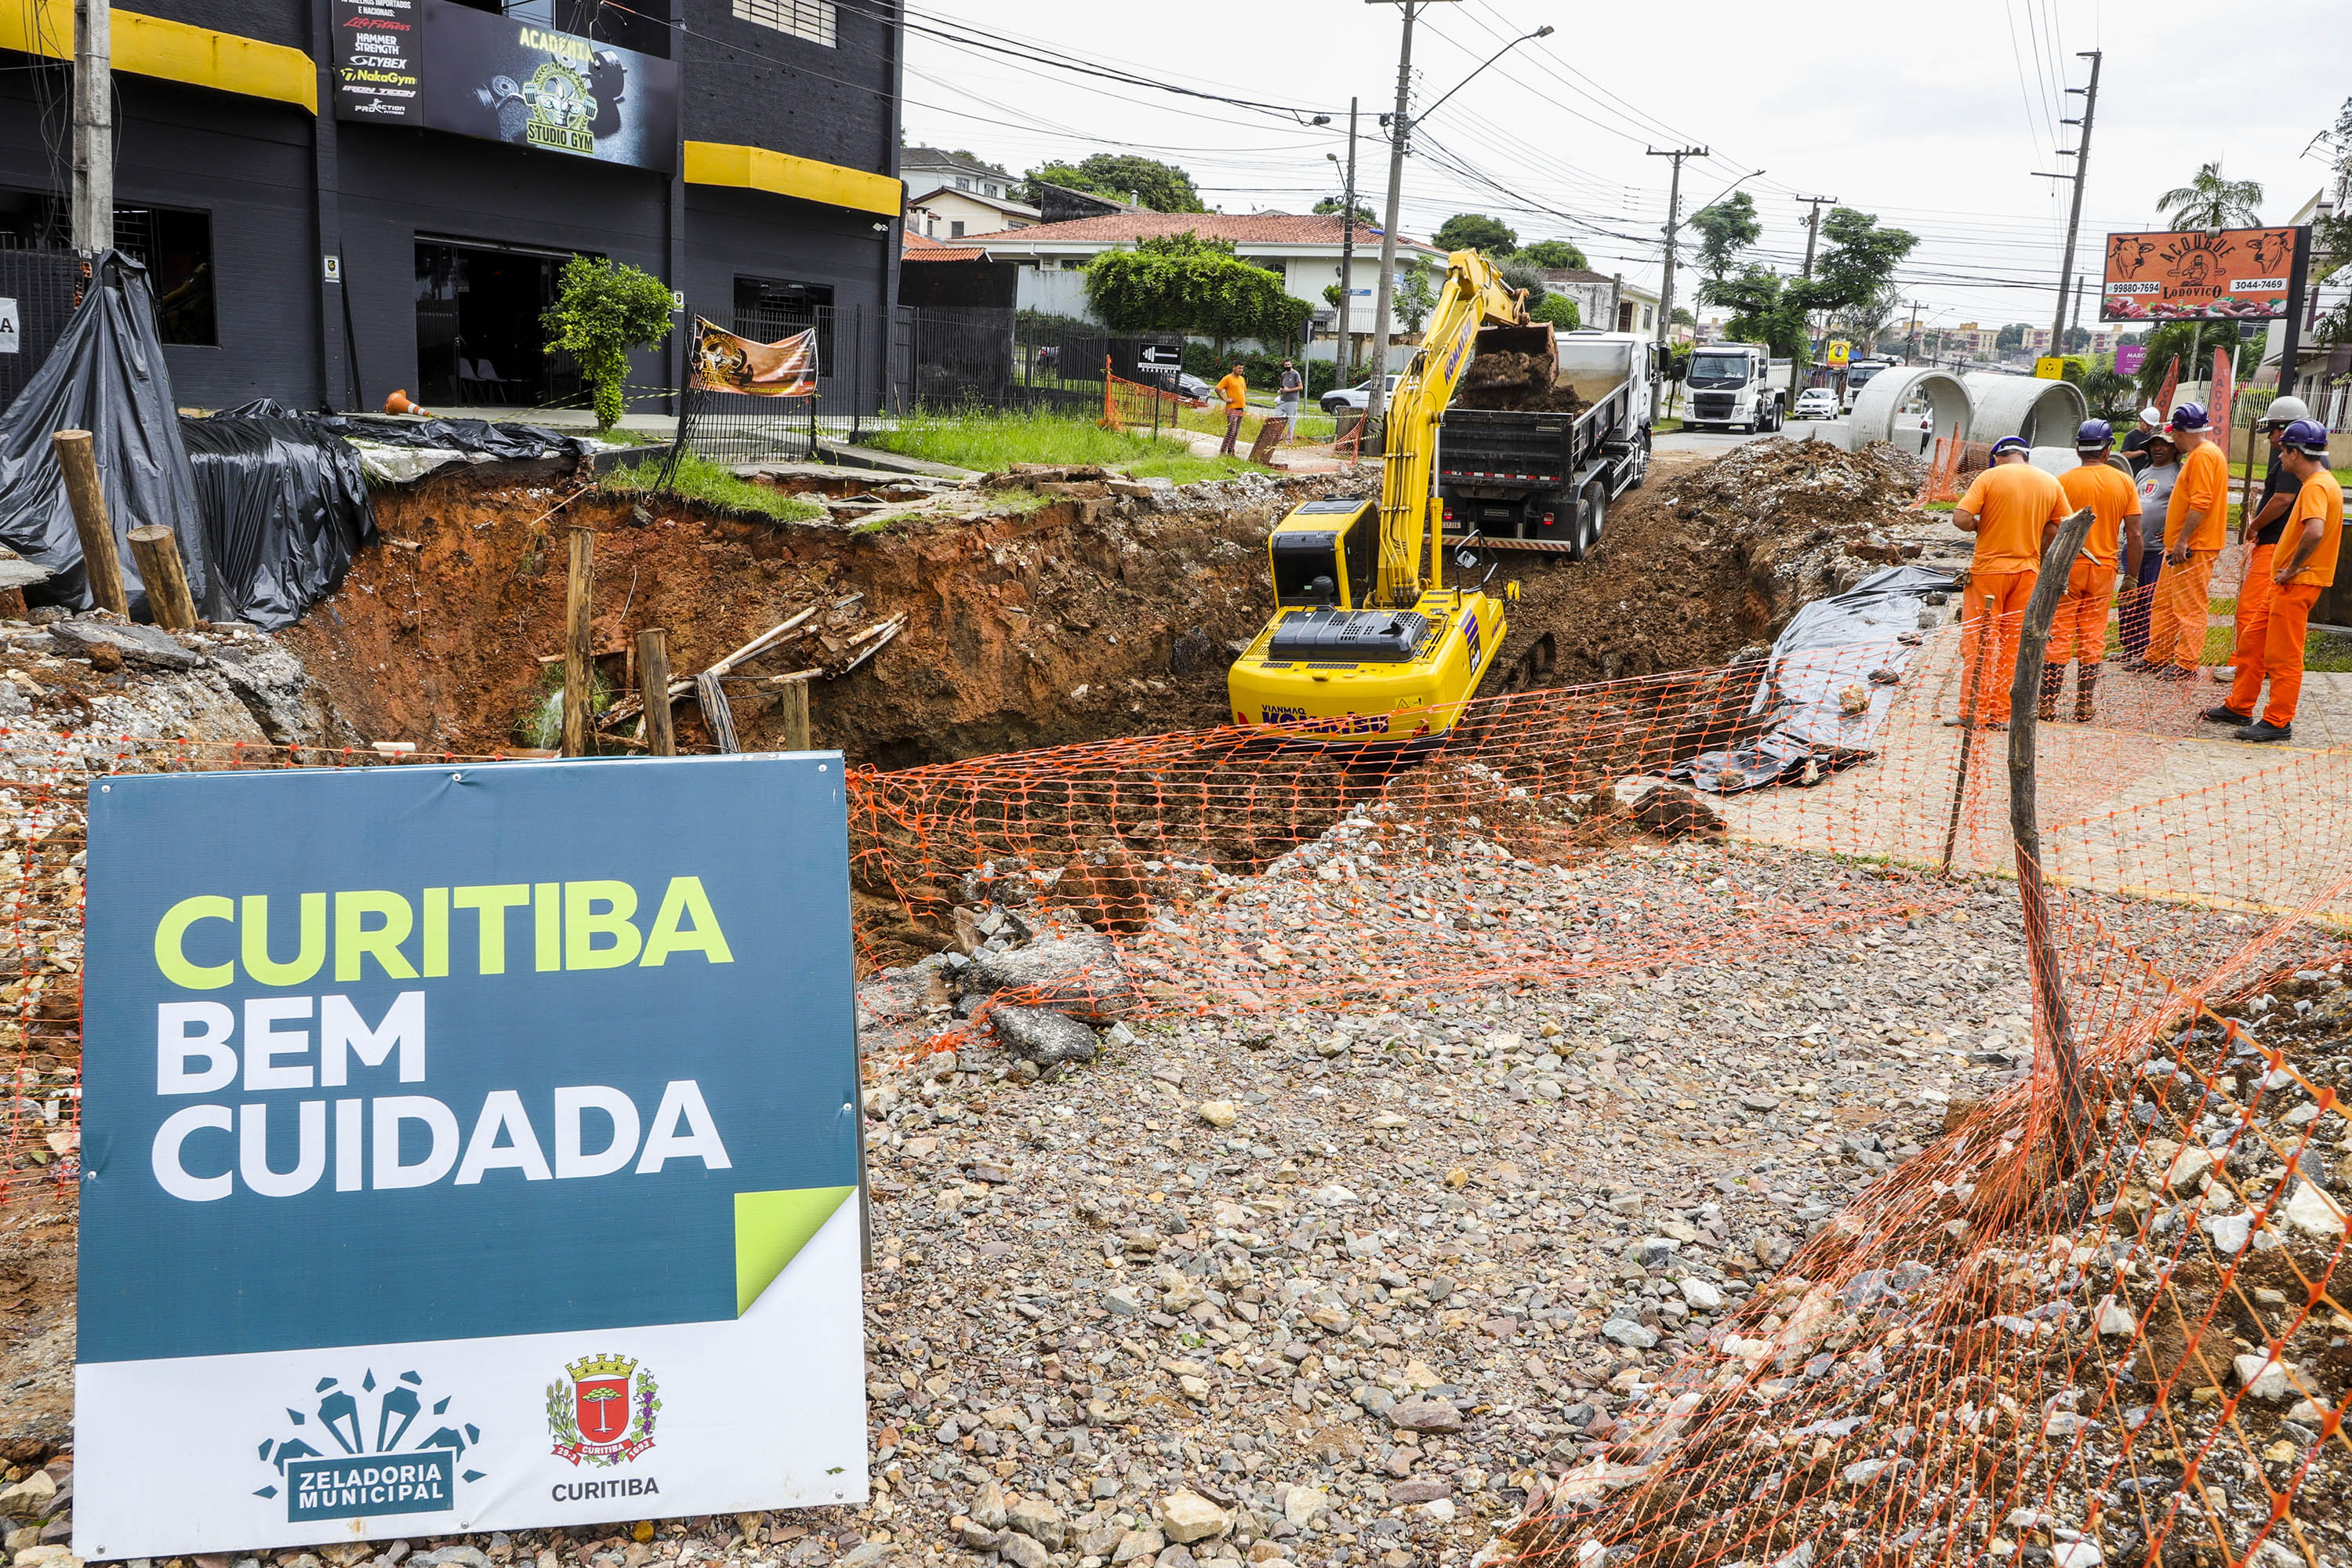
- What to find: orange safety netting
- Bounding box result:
[5,567,2348,1564]
[1102,359,1188,436]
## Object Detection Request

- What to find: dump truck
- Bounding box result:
[1435,328,1662,557]
[1225,249,1534,742]
[1681,341,1784,432]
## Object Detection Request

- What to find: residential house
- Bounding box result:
[1535,269,1661,336]
[0,0,906,412]
[902,147,1038,239]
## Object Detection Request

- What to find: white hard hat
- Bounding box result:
[2137,405,2163,426]
[2264,395,2311,426]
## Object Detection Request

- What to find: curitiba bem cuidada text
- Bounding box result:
[145,877,736,1200]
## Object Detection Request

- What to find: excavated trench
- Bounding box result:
[285,441,1921,772]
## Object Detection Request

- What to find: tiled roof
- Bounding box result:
[903,233,988,263]
[961,212,1440,251]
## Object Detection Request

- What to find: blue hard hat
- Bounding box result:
[1991,435,2031,457]
[2168,402,2210,431]
[2074,419,2113,449]
[2281,418,2331,455]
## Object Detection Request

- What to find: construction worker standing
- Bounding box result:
[2045,420,2142,722]
[2210,397,2310,703]
[2135,403,2230,679]
[1215,364,1249,457]
[1949,434,2068,728]
[2210,419,2343,742]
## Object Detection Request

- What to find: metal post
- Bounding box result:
[2042,49,2101,356]
[2278,223,2314,405]
[1648,148,1707,351]
[2008,507,2099,1171]
[71,0,112,251]
[1363,2,1421,443]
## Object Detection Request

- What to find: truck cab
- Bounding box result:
[1840,356,1894,415]
[1682,343,1783,433]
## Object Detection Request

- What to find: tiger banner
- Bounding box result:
[2100,226,2296,321]
[691,318,818,397]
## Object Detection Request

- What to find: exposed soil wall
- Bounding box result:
[285,471,1353,768]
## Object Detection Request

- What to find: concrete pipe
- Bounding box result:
[1961,372,2088,447]
[1849,367,1972,457]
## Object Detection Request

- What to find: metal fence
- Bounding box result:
[675,304,1171,466]
[0,249,82,412]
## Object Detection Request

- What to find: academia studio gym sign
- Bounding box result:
[74,757,866,1559]
[332,0,681,172]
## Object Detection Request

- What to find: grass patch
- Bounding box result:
[2307,633,2352,673]
[1174,402,1338,445]
[600,448,825,523]
[867,410,1261,485]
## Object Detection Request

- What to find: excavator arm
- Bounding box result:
[1373,249,1531,607]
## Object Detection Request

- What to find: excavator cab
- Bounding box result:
[1267,496,1379,608]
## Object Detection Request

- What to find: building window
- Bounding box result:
[735,275,834,369]
[730,0,834,45]
[949,221,964,238]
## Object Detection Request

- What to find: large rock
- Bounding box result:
[1155,1492,1230,1544]
[206,638,336,744]
[49,618,201,670]
[1389,1398,1465,1433]
[965,930,1138,1021]
[1007,1497,1065,1550]
[990,1005,1100,1068]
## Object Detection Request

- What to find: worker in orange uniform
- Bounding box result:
[1949,434,2067,729]
[2212,419,2342,742]
[2042,420,2141,723]
[2208,397,2310,701]
[1215,363,1249,457]
[2134,403,2230,679]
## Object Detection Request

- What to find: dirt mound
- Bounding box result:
[1456,350,1586,413]
[284,468,1353,767]
[1493,437,1929,685]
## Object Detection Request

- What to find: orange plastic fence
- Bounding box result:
[1102,358,1186,435]
[5,573,2348,1567]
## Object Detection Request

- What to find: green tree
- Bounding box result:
[1432,213,1517,254]
[2155,160,2264,230]
[1513,239,1588,270]
[1083,232,1305,350]
[1023,154,1204,212]
[541,256,673,432]
[2310,98,2352,346]
[2078,365,2135,419]
[1996,323,2031,351]
[1688,191,1761,281]
[1697,266,1808,357]
[1496,261,1548,309]
[1796,209,1918,321]
[1530,294,1581,330]
[1395,266,1437,332]
[1670,307,1695,326]
[1315,195,1377,223]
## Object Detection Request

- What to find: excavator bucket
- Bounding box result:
[1473,323,1557,370]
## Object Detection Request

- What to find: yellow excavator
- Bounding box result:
[1226,249,1552,741]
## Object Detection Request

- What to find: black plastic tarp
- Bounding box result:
[315,414,593,461]
[0,250,216,619]
[180,414,379,630]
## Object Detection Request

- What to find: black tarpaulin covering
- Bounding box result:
[0,251,216,618]
[316,414,593,460]
[180,413,378,630]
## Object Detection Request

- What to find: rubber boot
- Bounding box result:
[2037,662,2065,722]
[2073,662,2099,724]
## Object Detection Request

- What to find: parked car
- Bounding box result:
[1791,387,1840,421]
[1322,375,1401,414]
[1170,372,1214,406]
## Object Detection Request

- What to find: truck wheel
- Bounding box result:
[1571,481,1605,561]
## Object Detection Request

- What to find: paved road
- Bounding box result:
[1655,424,1776,458]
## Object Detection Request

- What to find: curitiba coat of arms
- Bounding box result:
[547,1352,659,1466]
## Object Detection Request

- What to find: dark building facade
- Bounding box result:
[0,0,902,412]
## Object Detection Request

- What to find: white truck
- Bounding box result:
[1841,355,1896,414]
[1681,342,1784,433]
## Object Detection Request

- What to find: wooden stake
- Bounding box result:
[52,430,126,617]
[562,527,593,757]
[126,526,198,630]
[637,628,676,757]
[781,674,811,752]
[1939,592,1997,877]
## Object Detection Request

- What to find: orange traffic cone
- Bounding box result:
[383,389,432,416]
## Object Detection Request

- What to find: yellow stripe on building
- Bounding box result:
[0,0,318,114]
[684,141,902,218]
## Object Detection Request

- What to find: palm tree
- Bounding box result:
[2155,162,2264,230]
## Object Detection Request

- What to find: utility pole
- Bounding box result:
[2037,49,2101,359]
[1363,2,1428,440]
[1904,299,1926,365]
[71,0,112,250]
[1789,194,1838,405]
[1334,99,1359,382]
[1648,147,1707,350]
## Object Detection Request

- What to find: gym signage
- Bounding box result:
[75,757,866,1558]
[331,0,681,172]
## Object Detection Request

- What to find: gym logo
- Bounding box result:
[255,1368,485,1523]
[548,1352,660,1466]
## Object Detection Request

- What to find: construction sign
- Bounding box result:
[692,318,818,397]
[2034,357,2065,379]
[2100,227,2296,321]
[74,758,866,1559]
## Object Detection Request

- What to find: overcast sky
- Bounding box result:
[897,0,2350,333]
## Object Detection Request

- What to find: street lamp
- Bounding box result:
[1363,2,1554,437]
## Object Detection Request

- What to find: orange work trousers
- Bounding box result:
[2050,558,2117,667]
[2142,550,2219,670]
[1960,568,2036,722]
[2223,543,2278,713]
[2256,582,2321,728]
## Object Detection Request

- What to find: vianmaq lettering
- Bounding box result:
[552,1477,661,1501]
